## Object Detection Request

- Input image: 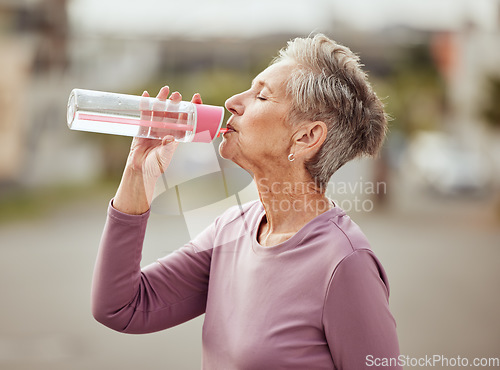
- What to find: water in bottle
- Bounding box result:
[67,89,225,143]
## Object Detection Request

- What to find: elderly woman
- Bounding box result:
[92,34,401,369]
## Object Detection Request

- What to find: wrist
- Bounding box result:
[113,167,156,215]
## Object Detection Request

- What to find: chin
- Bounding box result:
[219,140,246,170]
[218,140,233,161]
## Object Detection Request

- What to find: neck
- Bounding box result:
[254,172,332,239]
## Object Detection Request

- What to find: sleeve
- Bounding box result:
[323,249,402,370]
[91,199,214,334]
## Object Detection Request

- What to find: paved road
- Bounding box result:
[0,179,499,369]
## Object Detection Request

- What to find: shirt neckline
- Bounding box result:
[251,201,345,257]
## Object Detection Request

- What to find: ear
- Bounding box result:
[292,121,327,160]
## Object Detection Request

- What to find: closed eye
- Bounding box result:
[257,95,267,101]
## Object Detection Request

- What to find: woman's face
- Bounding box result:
[219,61,297,175]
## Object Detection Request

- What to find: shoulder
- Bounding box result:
[326,207,372,253]
[301,206,372,260]
[322,249,392,332]
[304,207,391,294]
[322,210,389,291]
[332,249,388,290]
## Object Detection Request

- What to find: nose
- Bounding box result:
[225,92,244,116]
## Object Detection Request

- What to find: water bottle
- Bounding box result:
[67,88,226,143]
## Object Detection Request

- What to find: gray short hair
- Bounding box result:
[273,34,388,190]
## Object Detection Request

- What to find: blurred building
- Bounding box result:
[0,0,79,188]
[425,5,500,192]
[0,0,499,192]
[0,0,41,186]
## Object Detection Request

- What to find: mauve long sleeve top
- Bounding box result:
[92,199,401,369]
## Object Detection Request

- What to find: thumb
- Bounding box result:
[162,135,176,145]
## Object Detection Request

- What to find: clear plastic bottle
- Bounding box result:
[67,88,225,143]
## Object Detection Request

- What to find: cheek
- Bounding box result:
[245,130,290,159]
[220,109,292,159]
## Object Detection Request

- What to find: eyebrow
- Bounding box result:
[251,78,274,94]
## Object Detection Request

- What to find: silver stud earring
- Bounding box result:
[288,153,295,162]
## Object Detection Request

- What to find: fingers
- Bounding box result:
[144,86,195,141]
[169,91,182,103]
[151,86,182,139]
[151,88,168,137]
[161,135,176,146]
[138,90,152,137]
[156,86,200,104]
[156,86,169,101]
[191,93,203,105]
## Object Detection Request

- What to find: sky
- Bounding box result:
[67,0,499,38]
[331,0,499,31]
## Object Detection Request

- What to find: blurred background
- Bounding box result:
[1,0,500,369]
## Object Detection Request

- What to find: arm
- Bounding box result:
[113,88,203,215]
[91,87,208,333]
[323,250,402,370]
[91,201,213,334]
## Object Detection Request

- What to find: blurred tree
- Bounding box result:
[481,75,500,129]
[368,41,446,205]
[374,42,446,136]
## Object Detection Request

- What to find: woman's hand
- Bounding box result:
[113,86,203,215]
[127,86,177,178]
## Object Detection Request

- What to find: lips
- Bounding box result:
[225,123,237,133]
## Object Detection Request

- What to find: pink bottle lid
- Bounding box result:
[192,104,225,143]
